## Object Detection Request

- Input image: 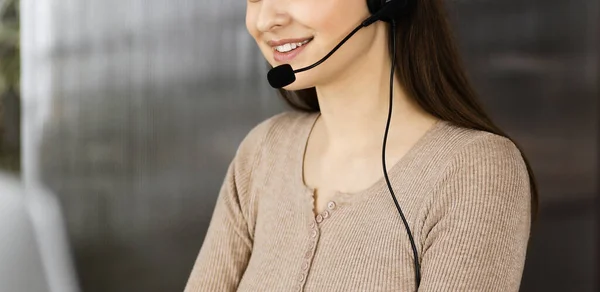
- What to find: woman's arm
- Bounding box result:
[183,160,253,292]
[419,133,532,292]
[184,118,274,292]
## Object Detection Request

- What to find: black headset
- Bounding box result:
[367,0,389,14]
[366,0,414,24]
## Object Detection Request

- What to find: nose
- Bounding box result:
[255,0,291,33]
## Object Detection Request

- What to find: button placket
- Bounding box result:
[315,200,337,225]
[298,200,339,291]
[299,219,319,290]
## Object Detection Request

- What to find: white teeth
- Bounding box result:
[275,39,311,53]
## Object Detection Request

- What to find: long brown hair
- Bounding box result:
[272,0,538,221]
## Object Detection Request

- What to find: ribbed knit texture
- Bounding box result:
[184,111,531,292]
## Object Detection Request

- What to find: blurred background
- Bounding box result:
[0,0,596,291]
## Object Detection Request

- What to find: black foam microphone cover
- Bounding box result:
[267,64,296,88]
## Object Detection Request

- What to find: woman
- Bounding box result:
[185,0,538,291]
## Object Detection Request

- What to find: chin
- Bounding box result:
[281,82,314,91]
[280,75,318,91]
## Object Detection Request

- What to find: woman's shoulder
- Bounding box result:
[235,110,316,159]
[432,121,529,186]
[439,122,524,165]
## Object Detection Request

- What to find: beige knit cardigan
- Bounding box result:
[184,111,531,292]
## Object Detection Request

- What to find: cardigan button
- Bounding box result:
[327,201,336,210]
[322,210,330,219]
[315,214,323,223]
[298,273,306,282]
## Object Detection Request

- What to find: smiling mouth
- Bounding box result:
[273,38,314,53]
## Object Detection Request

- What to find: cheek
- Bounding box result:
[302,2,370,62]
[295,0,368,44]
[245,8,258,39]
[246,6,275,61]
[292,0,349,32]
[246,8,272,62]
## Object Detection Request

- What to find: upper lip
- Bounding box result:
[267,37,313,47]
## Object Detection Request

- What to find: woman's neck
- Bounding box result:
[313,55,435,157]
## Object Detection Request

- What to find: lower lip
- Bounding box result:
[273,41,311,63]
